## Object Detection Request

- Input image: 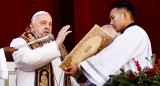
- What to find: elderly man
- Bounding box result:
[101,24,120,38]
[10,11,79,86]
[0,47,16,79]
[65,1,152,86]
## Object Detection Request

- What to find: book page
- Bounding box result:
[59,24,114,70]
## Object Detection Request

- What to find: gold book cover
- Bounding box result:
[59,24,114,70]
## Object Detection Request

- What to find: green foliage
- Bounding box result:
[151,54,156,65]
[104,54,160,86]
[156,70,160,76]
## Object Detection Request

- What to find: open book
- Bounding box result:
[59,24,114,70]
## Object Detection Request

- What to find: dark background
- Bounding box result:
[0,0,160,61]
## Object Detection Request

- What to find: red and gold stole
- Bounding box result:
[20,27,71,86]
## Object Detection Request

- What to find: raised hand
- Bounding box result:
[56,25,72,46]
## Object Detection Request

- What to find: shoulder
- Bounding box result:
[127,25,146,33]
[10,37,27,47]
[124,25,148,36]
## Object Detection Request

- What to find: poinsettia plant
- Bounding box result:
[104,54,160,86]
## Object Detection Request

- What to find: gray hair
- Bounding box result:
[101,24,121,38]
[101,24,113,29]
[31,11,50,23]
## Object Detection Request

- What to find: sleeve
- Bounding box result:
[0,48,8,79]
[70,76,80,86]
[10,38,61,71]
[80,28,147,85]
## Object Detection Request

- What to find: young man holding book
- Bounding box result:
[65,1,152,86]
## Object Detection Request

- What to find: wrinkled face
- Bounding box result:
[30,13,52,38]
[110,8,126,32]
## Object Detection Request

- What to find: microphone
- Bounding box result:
[28,34,53,45]
[16,34,53,48]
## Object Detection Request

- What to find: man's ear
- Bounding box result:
[123,12,130,21]
[123,9,130,20]
[29,23,34,28]
[29,23,34,31]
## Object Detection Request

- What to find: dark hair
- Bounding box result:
[109,1,135,18]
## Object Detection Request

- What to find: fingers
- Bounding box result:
[62,25,70,31]
[14,48,18,51]
[62,25,71,33]
[64,64,79,76]
[65,71,72,76]
[65,66,72,71]
[9,47,18,52]
[56,25,72,46]
[12,47,18,51]
[65,31,72,35]
[64,66,72,76]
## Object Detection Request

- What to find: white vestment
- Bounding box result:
[0,48,8,79]
[10,38,79,86]
[80,25,152,86]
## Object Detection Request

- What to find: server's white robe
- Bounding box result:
[80,25,152,86]
[10,38,79,86]
[0,48,8,79]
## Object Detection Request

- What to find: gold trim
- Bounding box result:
[5,71,16,86]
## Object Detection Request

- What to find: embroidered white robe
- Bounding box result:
[10,38,79,86]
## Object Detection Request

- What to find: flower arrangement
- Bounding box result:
[104,54,160,86]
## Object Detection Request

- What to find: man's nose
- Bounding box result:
[110,20,113,25]
[45,24,50,29]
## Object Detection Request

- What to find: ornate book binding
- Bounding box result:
[59,24,114,70]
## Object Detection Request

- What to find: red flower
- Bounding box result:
[135,61,140,66]
[154,64,159,70]
[148,68,156,73]
[128,72,135,78]
[135,60,141,72]
[145,72,152,78]
[138,67,141,72]
[158,59,160,65]
[146,69,154,79]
